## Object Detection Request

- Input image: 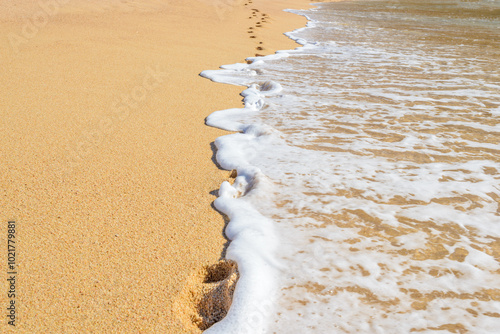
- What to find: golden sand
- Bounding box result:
[0,0,316,332]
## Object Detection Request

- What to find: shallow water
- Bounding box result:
[203,0,500,333]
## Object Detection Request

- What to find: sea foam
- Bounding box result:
[202,0,500,332]
[200,70,286,333]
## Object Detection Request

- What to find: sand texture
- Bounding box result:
[0,0,313,332]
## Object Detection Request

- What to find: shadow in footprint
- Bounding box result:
[173,260,239,331]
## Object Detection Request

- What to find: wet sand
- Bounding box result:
[0,0,314,332]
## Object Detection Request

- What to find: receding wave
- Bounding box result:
[203,0,500,332]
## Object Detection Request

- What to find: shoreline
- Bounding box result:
[0,0,314,332]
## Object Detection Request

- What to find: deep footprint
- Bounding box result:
[172,260,239,331]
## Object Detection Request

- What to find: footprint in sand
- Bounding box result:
[173,260,238,332]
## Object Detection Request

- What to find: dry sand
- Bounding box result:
[0,0,316,332]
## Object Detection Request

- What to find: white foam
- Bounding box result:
[201,67,287,332]
[202,0,500,332]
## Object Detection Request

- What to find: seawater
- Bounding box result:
[202,1,500,333]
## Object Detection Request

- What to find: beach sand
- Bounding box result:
[0,0,314,332]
